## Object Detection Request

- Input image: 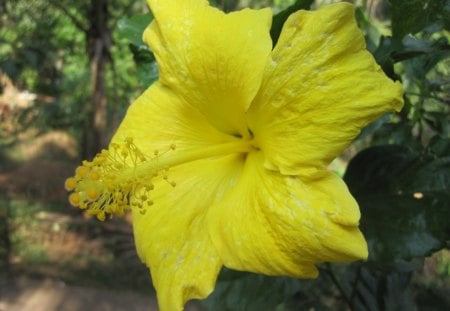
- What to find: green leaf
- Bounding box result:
[390,0,449,39]
[371,35,449,80]
[354,7,381,54]
[270,0,313,46]
[344,145,418,196]
[202,269,301,311]
[117,13,153,49]
[345,265,417,311]
[429,135,450,157]
[136,60,158,88]
[344,145,450,262]
[118,15,159,88]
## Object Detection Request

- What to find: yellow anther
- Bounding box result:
[69,193,81,206]
[133,201,143,209]
[125,137,133,144]
[110,143,119,150]
[87,188,100,201]
[141,195,148,201]
[64,177,77,191]
[90,171,100,181]
[75,166,89,177]
[170,144,176,150]
[115,192,123,200]
[93,157,105,165]
[154,150,159,156]
[97,212,106,221]
[170,181,176,187]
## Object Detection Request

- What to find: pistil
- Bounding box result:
[65,137,253,220]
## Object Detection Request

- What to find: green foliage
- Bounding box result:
[390,0,449,39]
[203,269,302,311]
[117,13,158,88]
[117,14,153,48]
[344,145,450,262]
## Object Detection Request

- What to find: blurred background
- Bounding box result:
[0,0,449,310]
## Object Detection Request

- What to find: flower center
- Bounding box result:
[65,137,253,220]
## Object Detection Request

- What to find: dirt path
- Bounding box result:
[0,277,158,311]
[0,277,203,311]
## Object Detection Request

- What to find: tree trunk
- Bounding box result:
[82,0,111,160]
[0,192,11,282]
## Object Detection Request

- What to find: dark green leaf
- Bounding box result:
[344,145,418,196]
[136,60,158,88]
[390,0,449,39]
[344,145,450,262]
[203,269,301,311]
[429,135,450,157]
[117,13,153,49]
[347,266,416,311]
[372,36,400,79]
[354,7,381,54]
[372,35,449,80]
[270,0,313,46]
[127,27,159,87]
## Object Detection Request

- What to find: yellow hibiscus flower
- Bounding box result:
[66,0,403,310]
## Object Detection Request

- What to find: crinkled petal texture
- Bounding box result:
[247,2,404,177]
[112,83,245,311]
[208,152,368,277]
[144,0,272,136]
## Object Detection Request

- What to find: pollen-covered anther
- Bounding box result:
[69,193,81,206]
[89,171,100,181]
[161,168,176,188]
[65,177,77,191]
[75,166,89,178]
[87,188,100,201]
[65,137,156,220]
[145,184,154,191]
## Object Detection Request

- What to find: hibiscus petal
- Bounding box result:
[112,82,235,154]
[247,3,403,177]
[144,0,272,136]
[132,154,245,311]
[207,152,368,278]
